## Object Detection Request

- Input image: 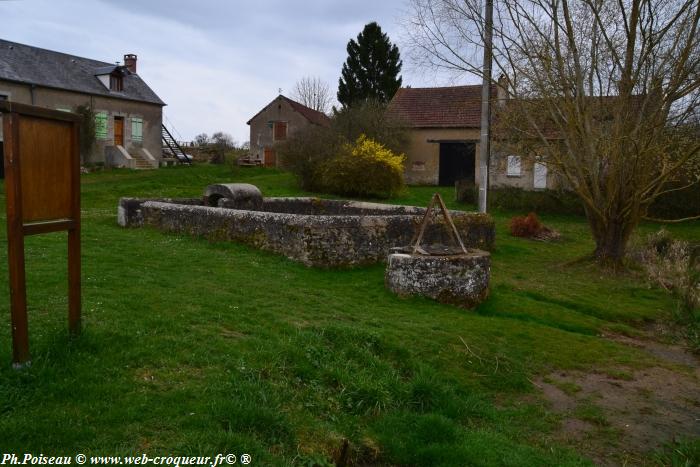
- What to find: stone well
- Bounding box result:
[385,248,491,309]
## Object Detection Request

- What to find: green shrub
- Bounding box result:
[277,125,346,191]
[489,186,585,215]
[320,135,405,199]
[455,181,699,220]
[75,104,96,163]
[649,181,700,219]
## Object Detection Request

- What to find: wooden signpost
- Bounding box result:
[1,101,81,367]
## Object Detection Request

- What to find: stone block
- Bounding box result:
[203,183,263,210]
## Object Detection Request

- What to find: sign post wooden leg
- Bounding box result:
[68,227,81,336]
[68,122,81,336]
[4,112,31,366]
[7,233,30,366]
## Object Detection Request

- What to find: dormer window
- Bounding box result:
[95,65,130,92]
[110,75,123,92]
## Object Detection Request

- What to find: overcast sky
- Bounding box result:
[0,0,474,143]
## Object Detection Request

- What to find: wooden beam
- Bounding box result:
[68,121,81,336]
[23,219,75,236]
[4,112,30,366]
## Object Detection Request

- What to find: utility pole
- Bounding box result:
[478,0,493,213]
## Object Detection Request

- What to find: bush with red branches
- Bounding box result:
[509,212,561,241]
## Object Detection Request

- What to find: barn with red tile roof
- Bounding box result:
[387,79,555,189]
[387,84,488,186]
[247,95,330,167]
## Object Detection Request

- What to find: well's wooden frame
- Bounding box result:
[1,101,81,367]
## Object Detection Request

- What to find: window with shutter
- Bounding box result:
[273,121,287,141]
[131,117,143,142]
[534,162,548,189]
[95,112,108,139]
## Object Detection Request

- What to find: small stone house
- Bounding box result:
[0,39,165,173]
[387,80,556,190]
[247,95,330,167]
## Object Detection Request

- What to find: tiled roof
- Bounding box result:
[0,39,165,105]
[246,95,331,127]
[282,96,331,127]
[387,85,495,128]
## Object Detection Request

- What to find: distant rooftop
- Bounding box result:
[387,85,496,128]
[247,95,330,127]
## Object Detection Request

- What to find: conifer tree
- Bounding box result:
[337,22,402,107]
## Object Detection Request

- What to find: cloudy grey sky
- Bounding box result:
[0,0,472,143]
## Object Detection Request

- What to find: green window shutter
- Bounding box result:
[95,112,108,139]
[131,117,143,142]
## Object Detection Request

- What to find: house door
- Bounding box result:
[114,117,124,147]
[264,147,276,167]
[438,142,475,186]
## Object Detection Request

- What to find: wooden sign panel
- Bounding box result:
[19,116,75,222]
[1,101,81,367]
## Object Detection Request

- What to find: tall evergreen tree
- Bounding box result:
[337,22,402,107]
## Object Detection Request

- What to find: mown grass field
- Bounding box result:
[0,164,698,466]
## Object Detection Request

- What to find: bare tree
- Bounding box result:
[405,0,700,266]
[291,76,333,114]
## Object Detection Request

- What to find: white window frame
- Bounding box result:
[506,155,522,177]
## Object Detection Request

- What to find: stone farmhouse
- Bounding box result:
[247,95,330,167]
[0,39,165,172]
[387,78,554,190]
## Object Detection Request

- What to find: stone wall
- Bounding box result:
[118,197,495,268]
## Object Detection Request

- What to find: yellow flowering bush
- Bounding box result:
[320,135,406,198]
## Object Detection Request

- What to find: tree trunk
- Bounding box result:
[585,208,636,268]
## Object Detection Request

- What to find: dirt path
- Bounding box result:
[537,333,700,465]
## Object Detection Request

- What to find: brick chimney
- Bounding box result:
[124,54,137,74]
[497,74,509,107]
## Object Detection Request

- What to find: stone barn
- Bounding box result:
[247,95,330,167]
[387,78,557,190]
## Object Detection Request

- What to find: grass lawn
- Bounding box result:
[0,164,698,466]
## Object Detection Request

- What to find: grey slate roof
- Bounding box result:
[0,39,165,105]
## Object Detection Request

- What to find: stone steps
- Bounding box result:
[131,154,156,170]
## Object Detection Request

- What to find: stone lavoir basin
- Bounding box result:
[118,184,495,268]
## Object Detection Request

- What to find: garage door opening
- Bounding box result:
[439,142,475,186]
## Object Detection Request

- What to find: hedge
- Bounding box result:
[455,180,699,219]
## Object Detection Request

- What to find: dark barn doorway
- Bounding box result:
[438,142,475,186]
[0,141,4,179]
